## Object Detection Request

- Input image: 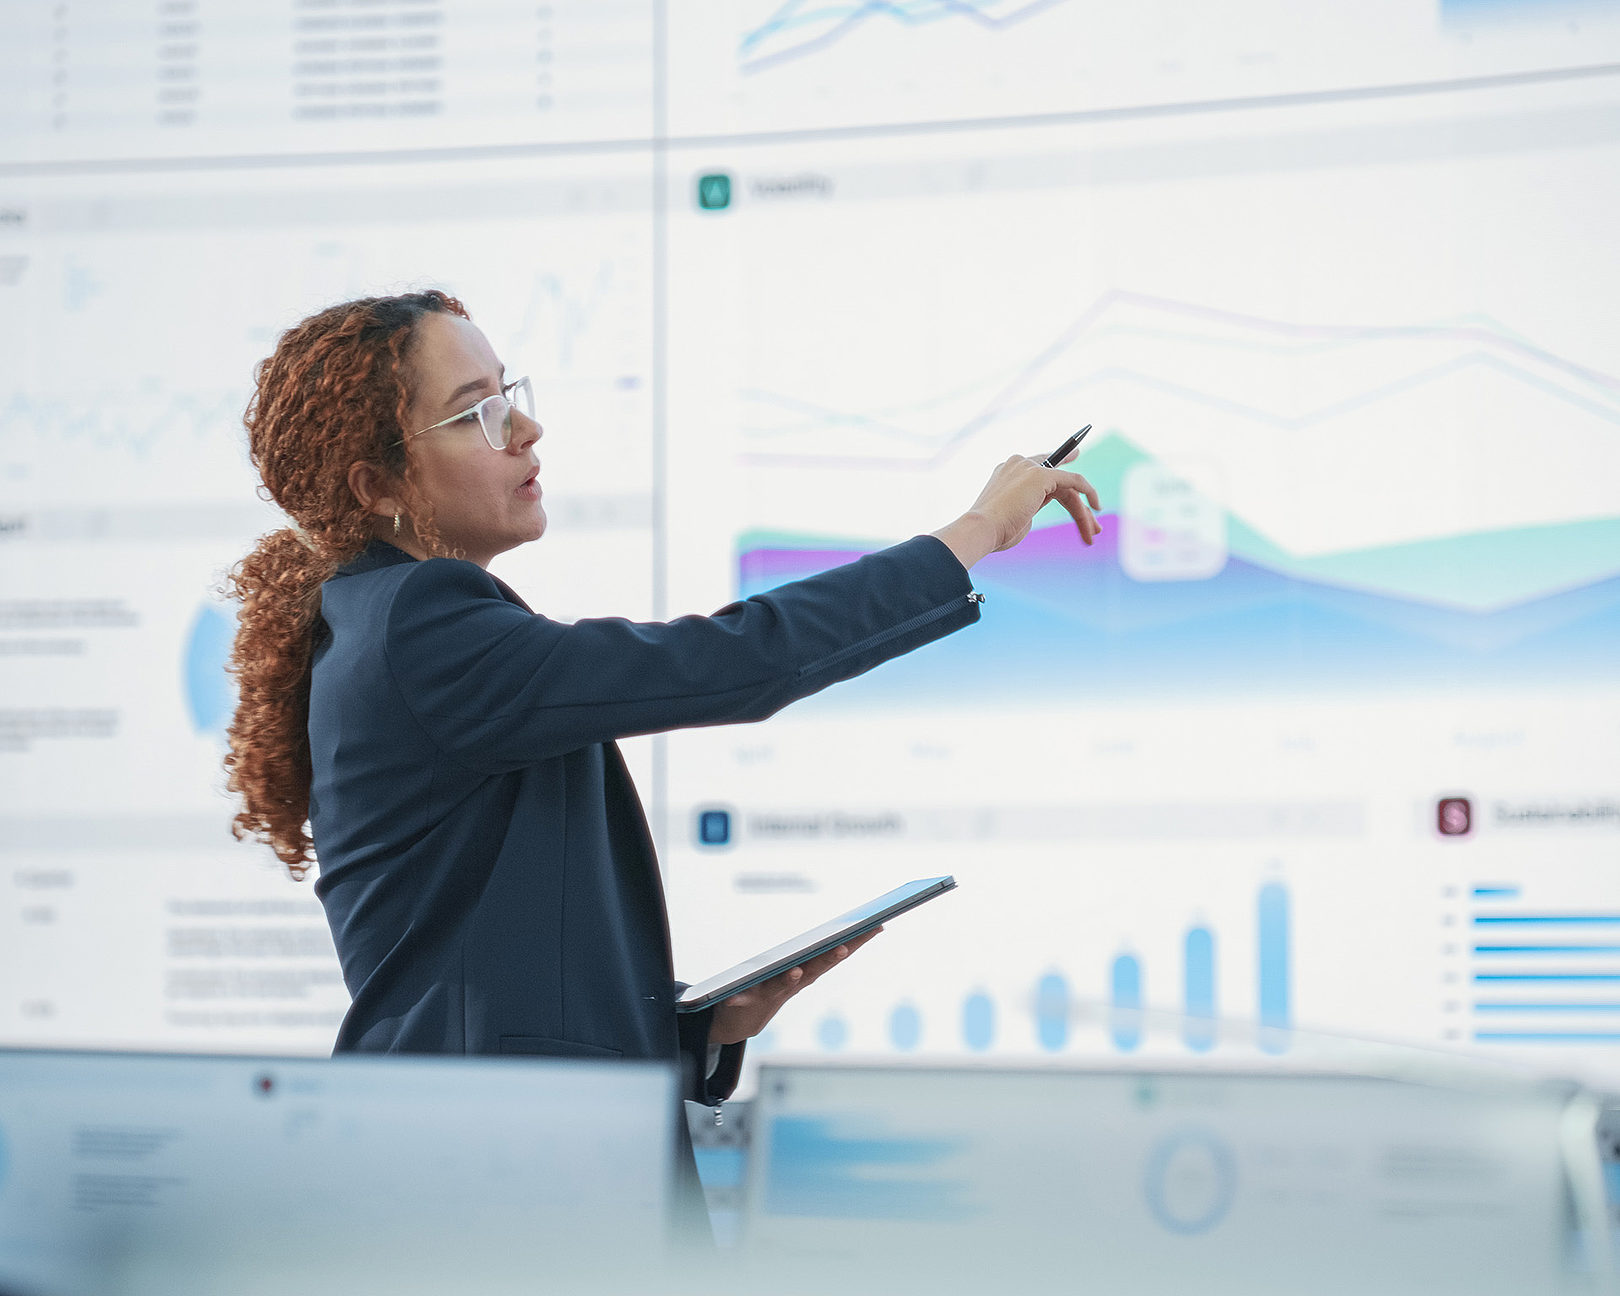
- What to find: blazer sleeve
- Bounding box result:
[381,534,981,774]
[674,999,745,1106]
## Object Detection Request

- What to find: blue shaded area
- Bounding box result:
[1034,972,1069,1051]
[763,1116,970,1221]
[1258,882,1291,1053]
[1110,954,1143,1052]
[1183,926,1216,1053]
[962,992,995,1051]
[889,1002,922,1051]
[184,602,235,737]
[692,1145,745,1192]
[1473,886,1522,899]
[817,1015,849,1050]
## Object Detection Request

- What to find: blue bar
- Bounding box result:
[1183,926,1216,1053]
[1474,915,1620,925]
[962,992,995,1052]
[889,1002,921,1051]
[1110,953,1143,1052]
[1475,944,1620,954]
[1475,973,1620,983]
[1472,886,1521,899]
[1474,1031,1620,1043]
[1035,973,1069,1052]
[817,1015,849,1050]
[1475,1002,1620,1011]
[1258,881,1290,1053]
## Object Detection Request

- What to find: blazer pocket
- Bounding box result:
[497,1034,624,1059]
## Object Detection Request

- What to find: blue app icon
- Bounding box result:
[696,809,732,847]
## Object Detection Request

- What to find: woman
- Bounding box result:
[224,290,1098,1213]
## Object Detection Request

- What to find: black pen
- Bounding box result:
[1040,424,1091,468]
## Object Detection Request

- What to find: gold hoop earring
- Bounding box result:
[393,512,402,537]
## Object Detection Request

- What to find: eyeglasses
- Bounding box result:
[400,376,534,451]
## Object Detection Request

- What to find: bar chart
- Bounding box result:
[801,878,1295,1058]
[1470,884,1620,1047]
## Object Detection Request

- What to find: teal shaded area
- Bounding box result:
[184,602,235,738]
[1027,433,1620,613]
[763,1116,970,1221]
[1226,512,1620,614]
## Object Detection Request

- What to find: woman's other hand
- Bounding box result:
[707,927,883,1047]
[932,452,1101,569]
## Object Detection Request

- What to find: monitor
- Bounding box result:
[0,1047,677,1296]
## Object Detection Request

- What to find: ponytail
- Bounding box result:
[224,527,333,878]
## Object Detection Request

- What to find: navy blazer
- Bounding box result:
[307,534,980,1103]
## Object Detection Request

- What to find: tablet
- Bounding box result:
[675,876,957,1013]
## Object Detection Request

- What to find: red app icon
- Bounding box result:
[1437,797,1473,837]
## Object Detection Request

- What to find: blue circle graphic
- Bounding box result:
[184,602,235,738]
[1143,1128,1237,1235]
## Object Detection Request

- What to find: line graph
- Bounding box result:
[739,0,1071,74]
[1,390,249,463]
[738,290,1620,471]
[502,261,637,378]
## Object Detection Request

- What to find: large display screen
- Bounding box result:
[2,1,1618,1085]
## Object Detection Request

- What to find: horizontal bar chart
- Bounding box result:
[1467,882,1620,1052]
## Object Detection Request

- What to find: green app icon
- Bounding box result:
[696,172,732,211]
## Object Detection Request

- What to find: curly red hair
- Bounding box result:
[225,290,467,879]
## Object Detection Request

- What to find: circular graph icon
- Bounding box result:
[1143,1127,1237,1235]
[184,602,235,738]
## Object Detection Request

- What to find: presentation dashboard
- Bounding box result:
[1,0,1618,1088]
